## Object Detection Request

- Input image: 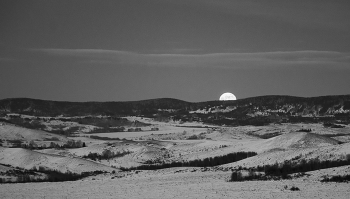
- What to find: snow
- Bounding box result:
[0,123,68,142]
[1,120,350,198]
[0,147,115,173]
[0,171,349,199]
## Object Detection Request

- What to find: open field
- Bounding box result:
[87,126,207,139]
[1,116,350,198]
[1,170,349,199]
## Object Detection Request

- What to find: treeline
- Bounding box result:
[89,135,121,140]
[246,132,282,139]
[32,166,105,182]
[230,155,350,182]
[321,175,350,182]
[323,122,345,128]
[120,151,257,171]
[0,166,106,183]
[0,164,38,183]
[87,126,125,134]
[230,170,276,182]
[296,128,312,132]
[20,140,86,149]
[256,157,350,176]
[82,149,131,161]
[5,139,86,149]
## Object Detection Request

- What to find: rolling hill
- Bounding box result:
[0,123,68,142]
[0,147,114,173]
[0,95,349,117]
[0,95,349,128]
[258,132,340,152]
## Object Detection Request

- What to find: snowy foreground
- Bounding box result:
[1,171,349,199]
[1,119,350,199]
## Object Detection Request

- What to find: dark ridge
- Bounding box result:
[0,97,191,117]
[1,95,350,121]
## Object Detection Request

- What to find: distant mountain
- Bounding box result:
[0,95,349,125]
[0,97,190,116]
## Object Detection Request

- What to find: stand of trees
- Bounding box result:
[229,170,291,182]
[323,122,345,128]
[120,151,257,171]
[296,128,312,132]
[89,135,121,140]
[246,132,282,139]
[0,166,106,183]
[230,155,350,182]
[321,175,350,182]
[82,149,131,161]
[20,140,86,149]
[256,157,350,176]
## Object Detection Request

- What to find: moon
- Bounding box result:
[219,92,237,101]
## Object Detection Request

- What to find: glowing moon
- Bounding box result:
[219,92,237,101]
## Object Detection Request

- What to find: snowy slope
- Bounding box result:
[0,147,115,173]
[0,123,68,142]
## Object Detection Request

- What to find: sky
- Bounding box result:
[1,0,350,102]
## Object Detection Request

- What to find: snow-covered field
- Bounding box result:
[88,125,207,139]
[0,170,349,199]
[1,119,350,198]
[0,147,115,173]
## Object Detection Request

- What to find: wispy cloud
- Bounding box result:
[33,48,350,70]
[177,0,350,31]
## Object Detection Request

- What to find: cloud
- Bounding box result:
[173,0,350,31]
[33,48,350,70]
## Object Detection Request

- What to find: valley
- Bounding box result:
[0,96,350,198]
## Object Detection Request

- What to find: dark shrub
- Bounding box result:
[290,186,300,191]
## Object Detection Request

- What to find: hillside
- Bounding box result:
[0,123,68,142]
[0,95,349,186]
[1,95,350,117]
[0,95,349,127]
[0,147,114,173]
[0,98,190,116]
[219,133,349,170]
[257,132,340,152]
